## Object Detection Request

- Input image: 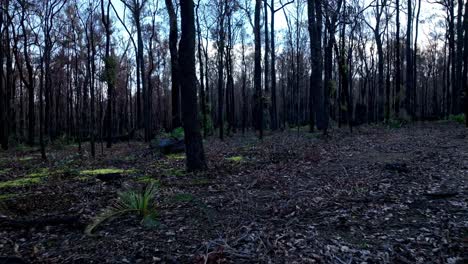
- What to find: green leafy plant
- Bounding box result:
[449,114,465,124]
[171,127,185,140]
[86,183,158,234]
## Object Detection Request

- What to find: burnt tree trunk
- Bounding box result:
[166,0,181,130]
[179,0,207,171]
[254,0,263,139]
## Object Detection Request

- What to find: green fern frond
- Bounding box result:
[86,183,158,235]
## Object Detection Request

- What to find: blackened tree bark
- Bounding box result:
[196,1,207,137]
[455,0,464,114]
[254,0,263,139]
[217,0,227,140]
[448,0,455,114]
[0,0,6,149]
[366,0,387,121]
[18,1,36,147]
[270,0,277,130]
[463,0,468,127]
[101,0,114,148]
[405,0,413,118]
[324,0,342,128]
[395,0,401,118]
[413,0,421,117]
[264,0,270,130]
[269,0,293,131]
[241,29,247,134]
[226,6,235,135]
[121,0,148,138]
[307,0,324,132]
[179,0,207,171]
[165,0,182,129]
[87,5,96,157]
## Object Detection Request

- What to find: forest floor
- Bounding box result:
[0,121,467,264]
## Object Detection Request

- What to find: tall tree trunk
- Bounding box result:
[413,0,421,118]
[463,0,468,127]
[39,58,46,160]
[217,0,227,140]
[102,0,113,148]
[0,0,6,149]
[448,0,456,114]
[134,6,148,141]
[263,0,270,129]
[241,30,247,134]
[166,0,181,130]
[308,0,324,132]
[374,1,385,121]
[179,0,207,171]
[89,17,96,157]
[395,0,401,117]
[270,0,278,130]
[254,0,263,139]
[405,0,413,118]
[196,2,207,138]
[455,0,464,114]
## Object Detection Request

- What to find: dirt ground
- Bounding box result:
[0,121,467,263]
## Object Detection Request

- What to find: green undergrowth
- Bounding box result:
[18,156,34,162]
[0,167,52,189]
[0,193,19,201]
[80,168,136,175]
[86,183,159,234]
[0,168,12,175]
[78,168,137,181]
[0,177,42,189]
[27,168,50,178]
[449,114,465,124]
[166,153,185,160]
[226,156,244,163]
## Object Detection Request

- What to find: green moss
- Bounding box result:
[56,167,79,177]
[0,193,18,200]
[172,193,195,203]
[226,156,244,162]
[19,156,34,162]
[166,153,186,160]
[0,177,42,189]
[28,168,50,178]
[0,168,12,175]
[80,168,136,175]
